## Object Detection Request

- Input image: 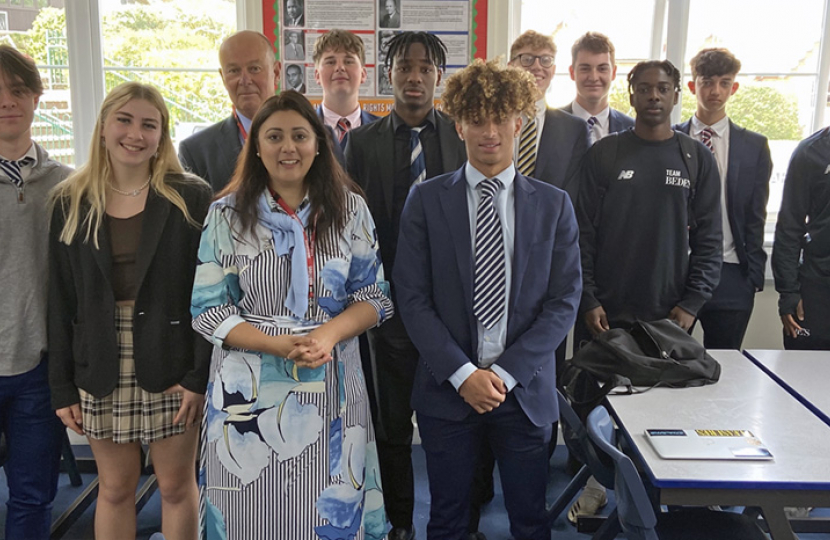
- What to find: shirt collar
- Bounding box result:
[464,161,516,191]
[321,104,362,130]
[391,108,437,132]
[235,110,253,135]
[691,114,729,138]
[570,101,610,125]
[0,143,37,167]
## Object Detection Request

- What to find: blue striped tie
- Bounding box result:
[587,116,599,145]
[473,178,506,329]
[410,126,426,185]
[0,157,34,189]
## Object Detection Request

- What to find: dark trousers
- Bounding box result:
[471,338,567,532]
[368,314,419,528]
[783,275,830,351]
[419,395,554,540]
[697,262,756,350]
[0,360,63,540]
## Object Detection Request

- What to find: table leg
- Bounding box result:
[760,505,798,540]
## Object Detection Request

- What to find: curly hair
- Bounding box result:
[571,31,615,66]
[442,59,538,124]
[627,60,681,94]
[689,48,741,79]
[510,30,556,60]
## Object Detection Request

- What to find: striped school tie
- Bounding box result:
[587,116,599,145]
[701,127,715,155]
[517,117,537,176]
[336,117,351,143]
[473,178,506,329]
[0,157,34,189]
[410,126,426,185]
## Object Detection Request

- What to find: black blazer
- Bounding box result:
[675,119,772,290]
[344,110,467,276]
[534,108,590,202]
[48,176,213,409]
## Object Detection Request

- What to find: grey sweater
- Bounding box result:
[0,143,72,376]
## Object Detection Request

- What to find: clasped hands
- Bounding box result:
[459,368,507,414]
[278,329,336,370]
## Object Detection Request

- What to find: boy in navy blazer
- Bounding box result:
[394,59,582,540]
[313,29,380,149]
[677,48,772,349]
[561,32,635,144]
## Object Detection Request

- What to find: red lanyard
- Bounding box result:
[275,197,316,302]
[233,108,248,142]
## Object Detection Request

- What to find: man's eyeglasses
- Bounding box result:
[512,54,554,68]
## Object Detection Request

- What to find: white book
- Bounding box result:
[644,429,774,460]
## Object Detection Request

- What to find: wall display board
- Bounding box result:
[263,0,488,114]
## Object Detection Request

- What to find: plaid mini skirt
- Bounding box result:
[79,304,185,444]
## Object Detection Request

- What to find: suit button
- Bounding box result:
[137,311,145,316]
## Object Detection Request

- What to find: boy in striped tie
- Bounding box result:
[394,58,582,540]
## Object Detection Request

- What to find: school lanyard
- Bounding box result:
[233,108,248,143]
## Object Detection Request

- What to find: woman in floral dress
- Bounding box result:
[191,91,393,540]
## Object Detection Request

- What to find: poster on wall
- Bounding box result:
[263,0,488,114]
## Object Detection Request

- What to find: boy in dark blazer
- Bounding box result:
[394,59,581,540]
[345,31,467,540]
[676,47,772,349]
[561,32,634,145]
[508,30,589,203]
[312,29,380,150]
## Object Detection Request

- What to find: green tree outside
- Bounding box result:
[608,79,802,140]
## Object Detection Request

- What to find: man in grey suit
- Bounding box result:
[178,31,280,192]
[561,32,634,145]
[508,30,589,203]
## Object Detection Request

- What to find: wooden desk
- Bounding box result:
[606,350,830,540]
[744,349,830,427]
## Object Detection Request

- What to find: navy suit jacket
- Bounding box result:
[675,119,772,290]
[179,113,346,193]
[533,108,590,202]
[316,105,381,150]
[178,116,241,192]
[345,110,467,277]
[560,102,635,136]
[393,167,582,427]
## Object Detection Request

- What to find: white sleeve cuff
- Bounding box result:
[448,363,478,391]
[490,364,518,392]
[212,315,247,348]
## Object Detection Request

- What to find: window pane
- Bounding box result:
[520,0,655,107]
[8,5,72,166]
[99,0,236,148]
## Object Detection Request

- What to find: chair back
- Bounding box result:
[557,389,615,488]
[586,405,659,540]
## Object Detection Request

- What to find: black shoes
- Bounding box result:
[388,526,415,540]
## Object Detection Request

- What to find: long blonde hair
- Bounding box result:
[51,82,198,247]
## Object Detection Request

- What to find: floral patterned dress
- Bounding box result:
[191,190,393,540]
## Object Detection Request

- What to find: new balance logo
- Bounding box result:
[824,164,830,174]
[617,170,635,180]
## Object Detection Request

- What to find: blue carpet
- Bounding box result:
[2,444,829,539]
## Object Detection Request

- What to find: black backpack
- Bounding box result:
[560,319,721,421]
